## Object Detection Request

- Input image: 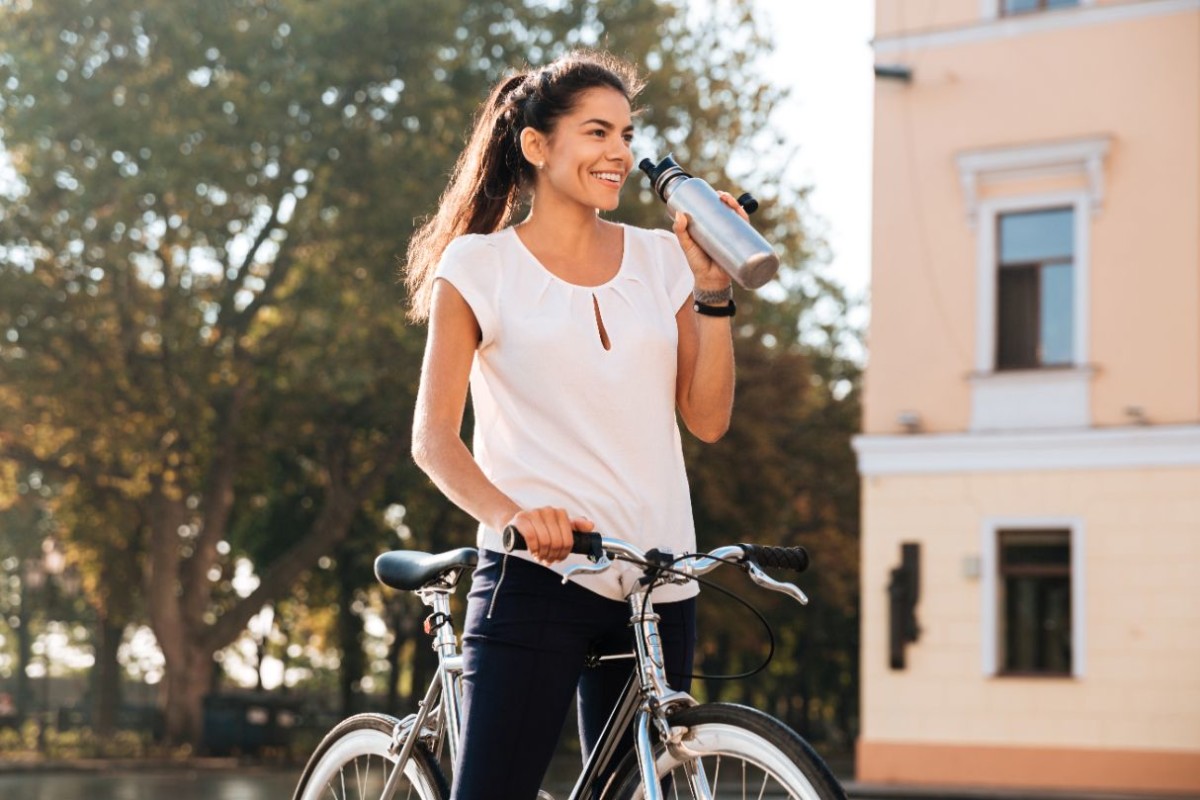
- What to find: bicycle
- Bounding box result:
[292,527,847,800]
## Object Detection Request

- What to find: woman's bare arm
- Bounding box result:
[411,279,590,562]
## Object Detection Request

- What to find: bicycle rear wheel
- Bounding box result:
[608,703,846,800]
[293,712,449,800]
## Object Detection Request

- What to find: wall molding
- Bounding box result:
[956,136,1111,221]
[875,0,1200,56]
[853,424,1200,476]
[970,367,1093,431]
[857,739,1200,794]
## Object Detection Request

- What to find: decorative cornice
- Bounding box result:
[874,0,1200,56]
[956,136,1111,221]
[853,424,1200,476]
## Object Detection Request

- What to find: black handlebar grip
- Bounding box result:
[502,526,604,560]
[738,543,809,573]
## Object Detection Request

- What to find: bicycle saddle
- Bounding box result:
[374,548,479,591]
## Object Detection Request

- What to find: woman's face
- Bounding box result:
[528,86,635,213]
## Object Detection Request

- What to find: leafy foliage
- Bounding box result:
[0,0,860,748]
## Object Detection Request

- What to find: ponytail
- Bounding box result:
[403,50,642,322]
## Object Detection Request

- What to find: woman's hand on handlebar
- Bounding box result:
[506,507,595,565]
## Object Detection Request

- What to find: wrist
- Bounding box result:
[692,284,733,305]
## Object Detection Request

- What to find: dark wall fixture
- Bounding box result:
[873,64,913,82]
[888,542,921,669]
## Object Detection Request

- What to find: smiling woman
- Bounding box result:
[400,50,751,800]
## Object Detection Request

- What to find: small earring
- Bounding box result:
[538,162,545,170]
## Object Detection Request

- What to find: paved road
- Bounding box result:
[0,770,1178,800]
[0,770,803,799]
[0,769,298,800]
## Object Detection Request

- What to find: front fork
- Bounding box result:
[627,592,712,800]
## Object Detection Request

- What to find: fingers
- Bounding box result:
[674,211,729,287]
[509,507,580,564]
[672,209,691,238]
[717,190,750,222]
[673,211,701,255]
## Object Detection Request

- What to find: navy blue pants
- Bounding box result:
[450,550,696,800]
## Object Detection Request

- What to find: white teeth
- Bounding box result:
[592,172,621,184]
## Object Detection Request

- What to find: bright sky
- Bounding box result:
[753,0,875,304]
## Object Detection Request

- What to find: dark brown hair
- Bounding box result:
[403,50,643,322]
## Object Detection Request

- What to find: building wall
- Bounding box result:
[860,0,1200,793]
[866,3,1200,436]
[856,463,1200,791]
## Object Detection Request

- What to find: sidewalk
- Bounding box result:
[2,757,1193,800]
[844,780,1198,800]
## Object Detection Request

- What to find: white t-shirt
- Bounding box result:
[433,224,699,602]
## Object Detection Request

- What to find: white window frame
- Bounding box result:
[975,191,1091,374]
[980,0,1095,22]
[980,516,1086,678]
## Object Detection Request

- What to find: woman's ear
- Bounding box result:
[519,127,547,171]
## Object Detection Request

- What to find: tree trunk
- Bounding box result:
[147,438,399,747]
[161,642,216,747]
[336,551,365,717]
[701,632,731,703]
[385,605,405,716]
[91,614,123,735]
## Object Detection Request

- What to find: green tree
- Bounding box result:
[0,0,860,749]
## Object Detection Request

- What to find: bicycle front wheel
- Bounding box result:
[292,712,449,800]
[608,703,846,800]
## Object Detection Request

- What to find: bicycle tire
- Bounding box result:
[292,712,450,800]
[606,703,846,800]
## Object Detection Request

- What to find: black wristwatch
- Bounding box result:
[693,298,736,317]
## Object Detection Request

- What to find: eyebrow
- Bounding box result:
[579,118,635,132]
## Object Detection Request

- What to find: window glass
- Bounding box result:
[999,529,1072,675]
[997,267,1038,369]
[1003,0,1042,13]
[1003,0,1079,13]
[1000,208,1074,263]
[1040,263,1074,365]
[1001,530,1070,566]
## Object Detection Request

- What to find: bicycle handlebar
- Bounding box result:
[500,526,809,575]
[737,543,809,572]
[500,526,604,560]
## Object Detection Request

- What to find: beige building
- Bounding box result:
[853,0,1200,794]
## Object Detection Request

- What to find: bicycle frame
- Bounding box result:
[380,576,704,800]
[372,536,811,800]
[381,585,463,799]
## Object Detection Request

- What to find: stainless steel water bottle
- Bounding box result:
[639,154,780,289]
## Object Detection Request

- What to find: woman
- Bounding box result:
[405,50,745,800]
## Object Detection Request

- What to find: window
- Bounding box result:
[998,529,1072,676]
[1002,0,1080,15]
[958,137,1107,430]
[995,208,1075,370]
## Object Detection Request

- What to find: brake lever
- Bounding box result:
[560,556,614,585]
[745,562,809,605]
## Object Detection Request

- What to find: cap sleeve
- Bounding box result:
[652,228,695,310]
[433,234,501,348]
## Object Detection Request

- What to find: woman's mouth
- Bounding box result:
[591,171,623,187]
